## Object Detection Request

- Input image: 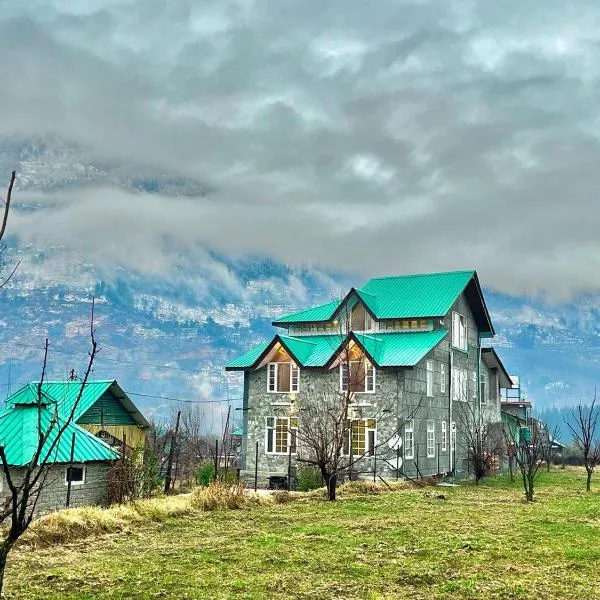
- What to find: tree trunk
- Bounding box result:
[586,468,592,492]
[0,538,15,595]
[508,456,514,483]
[546,460,550,473]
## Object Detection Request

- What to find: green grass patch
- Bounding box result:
[6,467,600,599]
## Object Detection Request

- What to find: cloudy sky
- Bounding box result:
[2,0,600,300]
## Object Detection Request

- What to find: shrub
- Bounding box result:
[190,481,248,511]
[273,491,294,504]
[297,467,322,492]
[195,461,216,487]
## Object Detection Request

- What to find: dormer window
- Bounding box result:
[267,362,300,393]
[350,302,373,332]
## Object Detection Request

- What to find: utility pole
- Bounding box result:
[164,410,181,494]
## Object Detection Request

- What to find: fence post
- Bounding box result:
[373,452,377,483]
[254,441,259,492]
[214,439,219,480]
[287,445,292,491]
[437,443,440,475]
[65,432,76,508]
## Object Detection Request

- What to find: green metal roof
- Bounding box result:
[355,330,448,366]
[226,330,447,370]
[5,381,150,429]
[0,404,118,466]
[272,269,494,336]
[358,270,475,319]
[272,300,340,324]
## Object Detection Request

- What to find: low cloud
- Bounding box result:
[1,1,600,300]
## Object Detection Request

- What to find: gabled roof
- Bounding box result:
[272,270,494,336]
[5,380,150,429]
[0,404,118,466]
[481,348,513,388]
[226,330,448,371]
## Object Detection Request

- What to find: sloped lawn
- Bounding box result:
[8,469,600,599]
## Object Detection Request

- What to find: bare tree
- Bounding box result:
[539,420,562,473]
[503,417,544,502]
[0,303,99,593]
[292,306,419,501]
[0,171,20,290]
[459,404,503,484]
[566,395,600,492]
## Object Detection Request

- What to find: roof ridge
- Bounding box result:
[363,269,475,283]
[279,334,318,347]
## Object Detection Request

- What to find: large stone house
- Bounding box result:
[227,270,515,485]
[0,380,150,515]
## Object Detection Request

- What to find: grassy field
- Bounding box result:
[7,468,600,599]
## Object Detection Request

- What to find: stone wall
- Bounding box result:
[4,462,111,518]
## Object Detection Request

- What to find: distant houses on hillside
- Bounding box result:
[0,380,149,516]
[227,269,533,486]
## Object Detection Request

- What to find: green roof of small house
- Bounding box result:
[272,270,493,335]
[226,330,448,371]
[0,403,118,466]
[6,380,150,429]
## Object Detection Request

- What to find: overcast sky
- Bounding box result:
[2,0,600,300]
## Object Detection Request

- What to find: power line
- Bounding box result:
[124,391,242,405]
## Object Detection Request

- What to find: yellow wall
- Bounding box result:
[80,424,146,448]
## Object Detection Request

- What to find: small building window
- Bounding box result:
[441,421,447,452]
[340,361,375,394]
[426,361,434,398]
[452,368,468,402]
[265,417,298,454]
[451,422,457,452]
[452,312,467,350]
[440,363,447,394]
[267,362,300,393]
[404,420,414,460]
[480,371,487,404]
[427,421,435,458]
[65,466,85,486]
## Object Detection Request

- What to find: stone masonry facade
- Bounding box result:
[3,462,112,518]
[240,291,503,485]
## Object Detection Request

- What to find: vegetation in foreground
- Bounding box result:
[8,469,600,600]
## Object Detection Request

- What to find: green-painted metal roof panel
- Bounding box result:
[358,270,475,319]
[226,342,271,369]
[355,330,448,366]
[5,381,149,429]
[227,329,447,370]
[272,300,341,324]
[0,405,119,466]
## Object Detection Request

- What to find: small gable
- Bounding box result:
[77,390,137,426]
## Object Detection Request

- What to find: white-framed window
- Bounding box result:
[267,362,300,393]
[342,419,376,457]
[451,368,468,402]
[441,421,447,452]
[452,312,467,351]
[265,417,298,454]
[440,363,447,394]
[427,420,435,458]
[404,420,414,460]
[65,465,86,486]
[480,371,487,404]
[340,361,375,393]
[426,361,434,398]
[451,422,457,452]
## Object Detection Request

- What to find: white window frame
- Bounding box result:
[427,420,435,458]
[480,370,487,405]
[340,361,376,394]
[64,465,86,486]
[451,422,457,453]
[440,363,446,394]
[267,362,300,394]
[451,368,468,402]
[441,421,447,452]
[404,419,414,460]
[265,417,298,455]
[343,419,377,457]
[452,312,467,351]
[426,361,434,398]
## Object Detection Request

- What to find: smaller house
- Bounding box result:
[0,394,119,516]
[1,380,151,516]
